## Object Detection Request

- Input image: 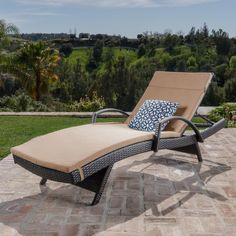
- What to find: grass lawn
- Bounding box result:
[0,116,125,159]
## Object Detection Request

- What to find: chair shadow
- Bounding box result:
[0,153,231,235]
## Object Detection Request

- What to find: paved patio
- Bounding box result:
[0,129,236,236]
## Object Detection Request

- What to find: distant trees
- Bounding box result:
[93,40,104,63]
[212,29,231,56]
[113,56,130,109]
[70,58,88,101]
[0,20,19,94]
[137,43,146,58]
[1,20,236,111]
[59,44,73,57]
[202,82,224,106]
[224,78,236,102]
[0,19,18,51]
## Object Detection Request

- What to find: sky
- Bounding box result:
[0,0,235,38]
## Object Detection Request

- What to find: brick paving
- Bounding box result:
[0,128,236,236]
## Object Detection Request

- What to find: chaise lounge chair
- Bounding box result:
[11,71,225,205]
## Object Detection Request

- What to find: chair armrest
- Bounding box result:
[92,108,129,123]
[153,116,204,152]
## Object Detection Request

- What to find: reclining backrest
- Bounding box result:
[126,71,213,135]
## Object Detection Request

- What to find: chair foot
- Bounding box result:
[91,192,103,206]
[74,165,113,205]
[171,142,203,162]
[40,178,47,185]
[91,165,113,205]
[194,143,202,162]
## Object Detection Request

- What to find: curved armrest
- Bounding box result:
[153,116,204,152]
[92,108,129,123]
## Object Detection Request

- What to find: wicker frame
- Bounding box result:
[13,108,225,205]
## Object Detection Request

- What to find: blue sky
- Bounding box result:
[1,0,235,38]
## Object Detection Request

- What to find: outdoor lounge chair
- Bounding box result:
[11,71,225,205]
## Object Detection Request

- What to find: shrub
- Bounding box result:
[68,92,105,112]
[0,93,51,112]
[208,103,236,127]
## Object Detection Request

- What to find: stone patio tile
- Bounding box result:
[223,217,236,226]
[0,129,236,235]
[67,215,102,224]
[223,187,236,198]
[200,217,225,234]
[0,223,19,236]
[145,226,163,236]
[108,196,124,208]
[61,224,80,236]
[215,203,236,217]
[180,218,204,234]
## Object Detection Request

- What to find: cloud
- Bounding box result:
[16,0,218,8]
[24,11,64,16]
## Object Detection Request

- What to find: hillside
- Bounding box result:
[1,24,236,112]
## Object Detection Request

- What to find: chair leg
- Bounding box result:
[75,165,113,205]
[91,165,113,205]
[171,142,203,162]
[40,178,47,185]
[194,142,203,162]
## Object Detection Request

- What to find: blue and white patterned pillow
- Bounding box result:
[128,100,178,132]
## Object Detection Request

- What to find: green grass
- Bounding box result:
[112,48,137,63]
[0,116,125,159]
[67,48,92,66]
[67,47,137,66]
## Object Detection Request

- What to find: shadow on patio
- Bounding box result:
[0,146,233,235]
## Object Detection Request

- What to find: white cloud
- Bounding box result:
[24,11,64,16]
[16,0,218,8]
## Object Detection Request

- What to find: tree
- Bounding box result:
[113,56,130,109]
[94,48,115,107]
[0,19,18,51]
[0,20,19,91]
[212,29,231,55]
[176,59,186,72]
[224,77,236,102]
[163,34,179,52]
[229,56,236,69]
[214,63,228,86]
[185,27,196,44]
[202,82,224,106]
[13,41,60,100]
[137,34,144,39]
[93,40,103,64]
[137,43,146,58]
[70,58,88,101]
[52,59,72,102]
[59,44,73,57]
[201,23,209,38]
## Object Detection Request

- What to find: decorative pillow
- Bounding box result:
[128,100,178,132]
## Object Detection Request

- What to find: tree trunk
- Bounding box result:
[35,72,41,101]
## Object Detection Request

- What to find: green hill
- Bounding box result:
[66,47,138,67]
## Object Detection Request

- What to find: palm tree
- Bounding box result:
[12,41,60,100]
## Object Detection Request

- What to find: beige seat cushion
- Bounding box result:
[11,123,180,173]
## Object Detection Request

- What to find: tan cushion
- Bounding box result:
[11,123,180,173]
[126,71,213,134]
